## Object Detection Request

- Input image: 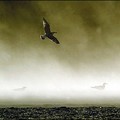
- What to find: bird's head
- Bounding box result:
[103,83,107,86]
[40,35,45,40]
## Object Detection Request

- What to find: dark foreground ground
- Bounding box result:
[0,106,120,119]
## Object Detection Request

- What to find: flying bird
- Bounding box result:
[91,83,107,90]
[40,17,60,44]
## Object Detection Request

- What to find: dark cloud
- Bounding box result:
[0,1,120,70]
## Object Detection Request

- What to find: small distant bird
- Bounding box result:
[91,83,107,90]
[13,86,27,91]
[40,17,60,44]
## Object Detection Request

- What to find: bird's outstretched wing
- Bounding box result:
[43,17,51,34]
[48,35,60,44]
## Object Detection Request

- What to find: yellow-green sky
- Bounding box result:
[0,1,120,106]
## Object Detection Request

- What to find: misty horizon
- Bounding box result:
[0,1,120,106]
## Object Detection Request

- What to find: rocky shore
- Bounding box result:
[0,106,120,119]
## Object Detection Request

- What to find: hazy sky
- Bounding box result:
[0,1,120,106]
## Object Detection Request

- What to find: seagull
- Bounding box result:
[40,17,60,44]
[13,86,27,91]
[91,83,107,90]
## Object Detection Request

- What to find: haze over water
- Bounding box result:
[0,1,120,106]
